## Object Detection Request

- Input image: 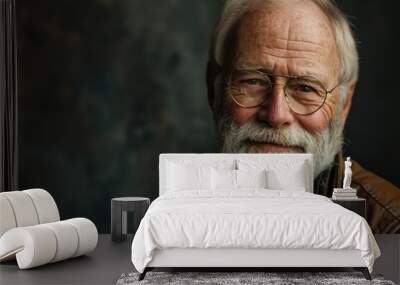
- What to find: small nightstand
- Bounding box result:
[111,197,150,242]
[331,198,366,218]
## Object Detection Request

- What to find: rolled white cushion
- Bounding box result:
[0,191,39,227]
[23,189,60,223]
[42,221,79,262]
[0,226,57,269]
[0,218,98,269]
[0,195,17,237]
[65,218,98,257]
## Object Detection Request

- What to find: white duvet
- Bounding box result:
[131,190,380,273]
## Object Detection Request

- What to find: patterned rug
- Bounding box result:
[116,271,396,285]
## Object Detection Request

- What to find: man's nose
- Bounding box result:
[256,84,295,128]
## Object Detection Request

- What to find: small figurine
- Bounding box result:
[342,156,353,189]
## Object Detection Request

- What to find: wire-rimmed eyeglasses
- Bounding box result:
[226,69,341,116]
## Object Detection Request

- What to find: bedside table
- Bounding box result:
[111,197,150,242]
[331,198,366,218]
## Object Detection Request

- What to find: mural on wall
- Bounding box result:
[18,0,222,232]
[18,0,400,232]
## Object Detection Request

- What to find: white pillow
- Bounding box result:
[266,168,307,191]
[166,159,236,170]
[211,168,237,190]
[211,168,268,190]
[237,159,309,192]
[167,162,211,191]
[236,169,268,188]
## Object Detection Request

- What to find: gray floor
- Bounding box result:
[0,234,134,285]
[1,234,399,285]
[374,234,400,284]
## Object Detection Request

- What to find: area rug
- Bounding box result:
[116,271,396,285]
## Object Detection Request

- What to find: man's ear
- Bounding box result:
[341,80,356,123]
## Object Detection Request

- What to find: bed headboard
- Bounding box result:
[159,153,314,195]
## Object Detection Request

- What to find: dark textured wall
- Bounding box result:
[336,1,400,185]
[17,0,400,233]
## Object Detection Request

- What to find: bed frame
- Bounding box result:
[141,248,370,280]
[139,154,371,280]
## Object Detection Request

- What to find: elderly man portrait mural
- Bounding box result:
[206,0,400,233]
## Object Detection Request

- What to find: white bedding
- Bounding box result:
[131,190,380,273]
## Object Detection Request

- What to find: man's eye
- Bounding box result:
[242,79,263,85]
[297,84,316,93]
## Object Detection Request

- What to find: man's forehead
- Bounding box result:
[232,2,339,83]
[238,1,335,43]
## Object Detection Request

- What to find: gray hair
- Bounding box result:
[212,0,359,85]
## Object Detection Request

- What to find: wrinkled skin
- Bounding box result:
[215,0,356,153]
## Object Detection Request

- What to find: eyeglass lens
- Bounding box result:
[229,71,327,115]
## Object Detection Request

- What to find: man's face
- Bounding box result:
[217,1,350,177]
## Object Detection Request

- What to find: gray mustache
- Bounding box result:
[231,121,312,150]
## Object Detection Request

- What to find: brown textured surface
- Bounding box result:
[351,160,400,234]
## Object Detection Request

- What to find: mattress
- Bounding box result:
[131,189,380,273]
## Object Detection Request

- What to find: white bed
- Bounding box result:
[131,154,380,280]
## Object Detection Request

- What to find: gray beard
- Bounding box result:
[218,112,344,178]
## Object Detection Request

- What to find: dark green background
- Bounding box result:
[17,1,400,233]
